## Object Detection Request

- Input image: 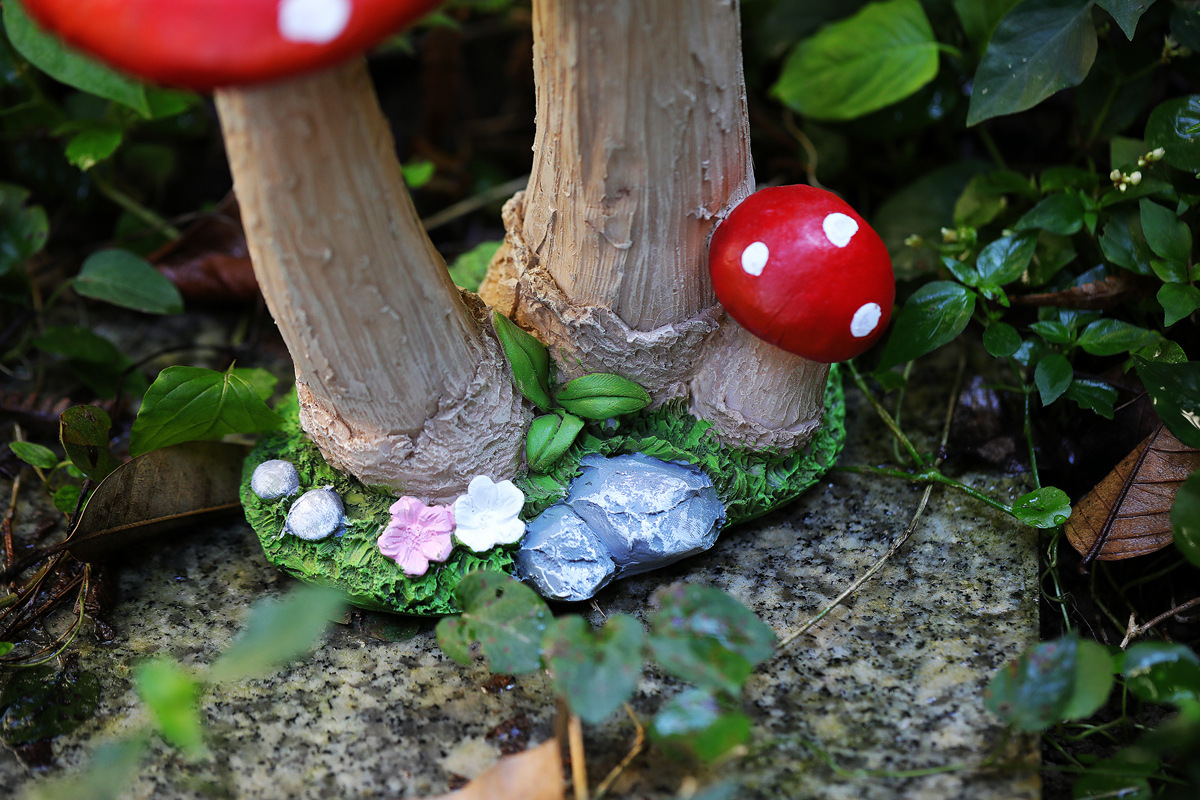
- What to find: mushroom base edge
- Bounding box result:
[239,367,845,616]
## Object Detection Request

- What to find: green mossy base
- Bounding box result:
[241,365,846,615]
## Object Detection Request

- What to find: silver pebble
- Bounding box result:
[283,486,344,541]
[251,459,300,500]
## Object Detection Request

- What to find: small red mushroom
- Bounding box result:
[709,185,895,363]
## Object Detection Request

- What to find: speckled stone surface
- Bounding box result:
[1,363,1041,799]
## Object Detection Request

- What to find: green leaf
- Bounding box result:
[647,583,776,696]
[544,614,644,725]
[975,233,1038,287]
[435,570,550,675]
[73,249,184,314]
[953,172,1010,228]
[1099,213,1152,275]
[954,0,1023,53]
[1133,358,1200,449]
[2,0,152,117]
[1173,472,1200,568]
[0,183,49,278]
[1012,486,1071,528]
[555,373,651,420]
[491,313,553,411]
[1145,95,1200,173]
[966,0,1098,126]
[1096,0,1155,39]
[772,0,939,121]
[0,664,101,745]
[525,411,585,473]
[0,643,11,658]
[64,125,123,171]
[132,658,206,758]
[1073,748,1157,800]
[26,735,147,800]
[1065,378,1117,418]
[448,240,502,292]
[1014,193,1085,235]
[52,484,81,513]
[207,584,345,683]
[876,281,976,370]
[1077,319,1157,356]
[59,404,121,481]
[400,158,435,189]
[649,688,751,764]
[8,441,59,470]
[1139,199,1192,268]
[1121,642,1200,706]
[1029,319,1074,345]
[1034,354,1073,405]
[128,366,283,457]
[1159,283,1200,328]
[983,321,1022,357]
[985,636,1113,731]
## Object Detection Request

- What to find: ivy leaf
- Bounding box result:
[1173,472,1200,568]
[772,0,939,121]
[876,281,976,370]
[1012,486,1071,528]
[985,635,1113,731]
[967,0,1098,126]
[1077,319,1157,356]
[544,614,644,725]
[207,584,345,683]
[436,570,551,675]
[2,0,152,117]
[73,249,184,315]
[132,659,206,759]
[1035,354,1073,405]
[128,366,282,457]
[491,313,553,411]
[1120,642,1200,706]
[1134,360,1200,450]
[649,688,751,764]
[646,583,775,696]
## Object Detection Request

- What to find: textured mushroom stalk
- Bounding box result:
[481,0,754,400]
[217,60,529,501]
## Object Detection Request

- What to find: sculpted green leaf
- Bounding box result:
[1077,319,1157,356]
[1121,642,1200,706]
[555,373,651,420]
[525,411,585,473]
[1096,0,1155,39]
[8,441,59,470]
[492,313,553,411]
[773,0,939,120]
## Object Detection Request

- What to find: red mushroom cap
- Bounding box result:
[22,0,444,90]
[709,185,894,363]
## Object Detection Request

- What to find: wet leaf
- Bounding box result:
[1146,94,1200,173]
[424,739,563,800]
[73,249,184,315]
[975,233,1038,287]
[876,281,976,370]
[647,583,775,696]
[133,658,206,758]
[491,313,553,411]
[984,635,1113,731]
[1014,192,1084,235]
[437,571,550,675]
[60,405,120,482]
[1064,426,1200,562]
[65,441,251,562]
[0,665,100,745]
[1077,319,1157,356]
[1158,283,1200,327]
[648,688,751,763]
[207,584,345,683]
[1012,486,1071,528]
[1133,358,1200,449]
[544,614,644,725]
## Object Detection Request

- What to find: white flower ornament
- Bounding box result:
[452,475,526,552]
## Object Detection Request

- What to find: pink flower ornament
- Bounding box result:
[378,496,455,577]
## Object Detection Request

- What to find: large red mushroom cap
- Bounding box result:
[21,0,444,90]
[709,185,895,363]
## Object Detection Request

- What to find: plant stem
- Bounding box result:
[847,360,926,467]
[834,464,1013,516]
[90,171,182,240]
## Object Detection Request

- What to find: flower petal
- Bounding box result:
[492,480,525,517]
[492,516,526,546]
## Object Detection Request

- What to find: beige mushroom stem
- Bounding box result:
[481,0,827,451]
[216,59,529,502]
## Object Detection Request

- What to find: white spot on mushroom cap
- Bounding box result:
[823,212,858,248]
[278,0,352,44]
[850,303,882,338]
[741,241,769,276]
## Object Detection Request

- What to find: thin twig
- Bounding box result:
[1120,596,1200,648]
[2,473,19,585]
[568,713,589,800]
[420,175,529,232]
[592,705,645,800]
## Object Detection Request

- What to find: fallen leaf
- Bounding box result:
[66,441,251,562]
[149,195,258,303]
[423,739,563,800]
[1065,425,1200,564]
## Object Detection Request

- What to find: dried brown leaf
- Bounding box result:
[1065,426,1200,563]
[66,441,251,562]
[149,196,258,303]
[423,739,564,800]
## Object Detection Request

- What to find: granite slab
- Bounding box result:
[1,363,1041,799]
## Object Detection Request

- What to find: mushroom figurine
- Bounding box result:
[708,185,895,364]
[22,0,532,502]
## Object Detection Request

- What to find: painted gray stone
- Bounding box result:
[251,459,300,500]
[515,504,616,601]
[283,486,344,541]
[518,453,726,600]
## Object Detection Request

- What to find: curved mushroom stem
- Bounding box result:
[481,0,753,401]
[216,59,529,502]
